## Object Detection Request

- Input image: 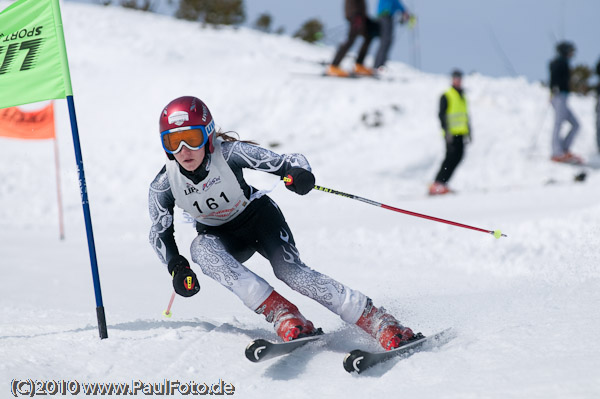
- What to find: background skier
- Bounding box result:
[429,69,471,195]
[596,58,600,153]
[327,0,379,77]
[373,0,412,70]
[548,41,582,164]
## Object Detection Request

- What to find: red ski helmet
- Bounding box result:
[159,96,216,159]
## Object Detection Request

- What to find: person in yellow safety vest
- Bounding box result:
[429,69,471,195]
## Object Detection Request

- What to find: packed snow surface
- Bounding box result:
[1,3,599,398]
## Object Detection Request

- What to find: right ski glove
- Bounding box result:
[284,167,315,195]
[168,255,200,297]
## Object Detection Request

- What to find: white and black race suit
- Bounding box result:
[149,137,368,324]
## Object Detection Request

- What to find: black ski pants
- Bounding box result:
[332,18,379,66]
[434,135,465,184]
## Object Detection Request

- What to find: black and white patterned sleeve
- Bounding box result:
[221,140,311,177]
[148,166,179,265]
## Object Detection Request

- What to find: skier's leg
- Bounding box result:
[268,237,415,350]
[355,20,376,66]
[190,233,314,341]
[551,94,568,156]
[332,22,359,66]
[190,233,272,311]
[435,136,463,184]
[563,101,580,152]
[374,16,393,69]
[596,99,600,152]
[254,198,416,350]
[253,199,368,324]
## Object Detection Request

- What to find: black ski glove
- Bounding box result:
[284,167,315,195]
[167,255,200,297]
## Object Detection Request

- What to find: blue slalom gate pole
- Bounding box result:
[66,95,108,339]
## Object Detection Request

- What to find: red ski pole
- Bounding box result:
[163,291,176,318]
[284,177,506,239]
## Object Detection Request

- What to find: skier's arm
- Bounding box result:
[148,167,180,265]
[396,0,406,13]
[396,0,410,23]
[223,140,312,177]
[223,140,314,195]
[439,94,448,131]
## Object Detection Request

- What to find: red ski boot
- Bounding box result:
[255,291,316,342]
[356,299,414,351]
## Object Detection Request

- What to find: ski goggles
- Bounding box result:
[160,120,215,154]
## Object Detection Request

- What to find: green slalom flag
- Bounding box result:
[1,0,109,339]
[0,0,72,109]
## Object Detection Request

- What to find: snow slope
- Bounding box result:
[1,3,599,398]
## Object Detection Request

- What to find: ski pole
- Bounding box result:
[163,291,176,318]
[284,177,506,238]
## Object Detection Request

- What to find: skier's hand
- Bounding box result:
[444,129,453,144]
[284,168,315,195]
[168,255,200,297]
[399,12,411,25]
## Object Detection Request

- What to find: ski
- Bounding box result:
[245,334,322,363]
[291,71,395,82]
[292,71,361,79]
[545,157,600,184]
[343,328,453,374]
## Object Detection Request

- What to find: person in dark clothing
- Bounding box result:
[327,0,379,77]
[549,41,582,164]
[596,59,600,152]
[374,0,412,70]
[429,69,471,195]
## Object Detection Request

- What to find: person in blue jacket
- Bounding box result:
[374,0,412,70]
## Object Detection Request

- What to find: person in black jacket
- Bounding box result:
[596,59,600,152]
[327,0,379,77]
[549,41,582,164]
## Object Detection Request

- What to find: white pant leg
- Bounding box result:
[270,230,368,324]
[551,94,568,156]
[596,98,600,151]
[190,234,273,311]
[551,93,579,155]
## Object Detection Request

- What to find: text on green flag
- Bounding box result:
[0,0,71,109]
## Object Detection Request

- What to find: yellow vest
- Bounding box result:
[444,87,469,135]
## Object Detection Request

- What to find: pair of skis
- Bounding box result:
[245,328,452,374]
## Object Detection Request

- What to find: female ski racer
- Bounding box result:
[148,96,415,350]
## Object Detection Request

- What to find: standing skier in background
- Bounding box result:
[327,0,379,77]
[429,69,471,195]
[548,41,582,164]
[373,0,412,71]
[595,58,600,153]
[149,96,417,350]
